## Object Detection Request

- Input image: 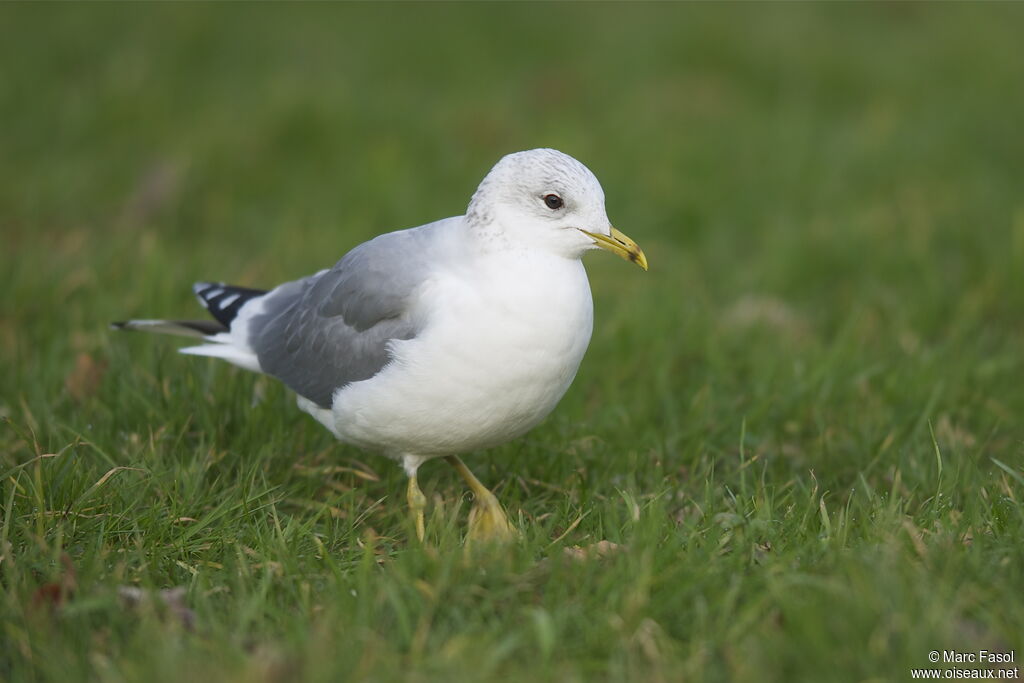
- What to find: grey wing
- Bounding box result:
[246,224,442,408]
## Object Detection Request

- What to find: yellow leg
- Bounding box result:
[445,456,518,544]
[406,475,426,542]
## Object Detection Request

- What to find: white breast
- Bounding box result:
[328,251,594,457]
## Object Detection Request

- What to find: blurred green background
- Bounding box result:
[2,4,1023,682]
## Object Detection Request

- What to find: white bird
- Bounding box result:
[114,148,647,544]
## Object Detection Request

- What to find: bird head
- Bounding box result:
[466,148,647,270]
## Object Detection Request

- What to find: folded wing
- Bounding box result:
[245,223,443,408]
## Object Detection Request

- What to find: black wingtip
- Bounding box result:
[193,282,268,327]
[108,319,228,337]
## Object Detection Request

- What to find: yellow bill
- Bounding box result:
[579,227,648,271]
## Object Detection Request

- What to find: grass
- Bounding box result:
[2,3,1024,681]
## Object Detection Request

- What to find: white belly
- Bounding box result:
[325,254,594,457]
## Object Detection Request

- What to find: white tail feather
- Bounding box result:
[179,344,262,373]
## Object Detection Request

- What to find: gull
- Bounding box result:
[113,148,647,544]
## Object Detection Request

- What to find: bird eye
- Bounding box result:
[543,194,564,210]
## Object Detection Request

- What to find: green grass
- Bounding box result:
[3,4,1024,681]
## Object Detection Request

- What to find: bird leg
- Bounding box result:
[444,456,518,544]
[406,475,427,542]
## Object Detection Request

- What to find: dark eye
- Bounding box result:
[543,194,564,210]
